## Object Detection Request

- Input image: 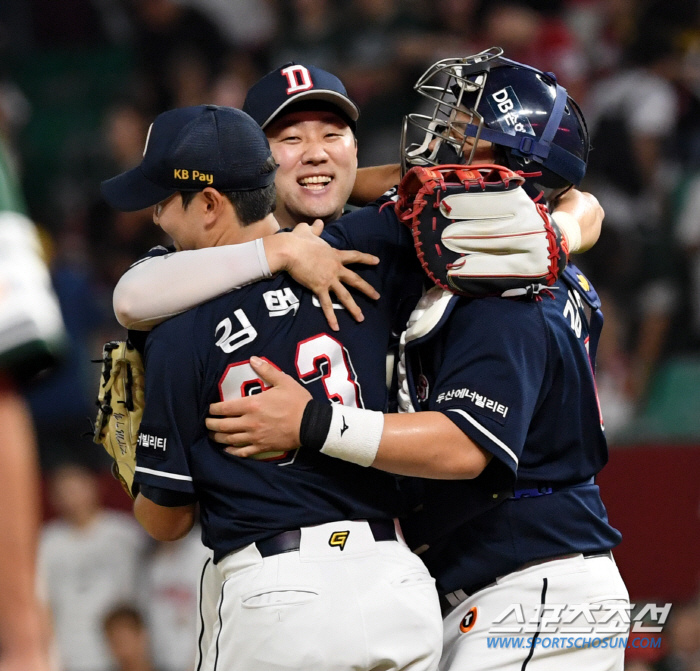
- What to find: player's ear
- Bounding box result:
[200,187,226,220]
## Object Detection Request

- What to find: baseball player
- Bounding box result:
[0,132,65,671]
[203,51,630,671]
[101,104,444,671]
[106,61,604,665]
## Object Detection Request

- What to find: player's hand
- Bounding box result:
[552,189,604,253]
[263,220,380,331]
[206,357,311,456]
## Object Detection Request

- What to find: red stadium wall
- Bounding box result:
[598,444,700,602]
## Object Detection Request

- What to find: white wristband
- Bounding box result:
[320,405,384,467]
[552,210,582,254]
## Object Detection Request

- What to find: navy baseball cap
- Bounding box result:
[243,63,360,131]
[101,105,276,212]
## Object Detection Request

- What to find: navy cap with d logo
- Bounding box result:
[101,105,277,212]
[243,63,360,131]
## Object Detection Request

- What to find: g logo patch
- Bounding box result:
[459,607,478,634]
[329,531,350,551]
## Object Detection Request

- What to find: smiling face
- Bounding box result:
[265,110,358,227]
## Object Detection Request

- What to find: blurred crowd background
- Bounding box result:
[1,0,700,670]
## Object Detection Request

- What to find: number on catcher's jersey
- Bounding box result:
[218,334,362,463]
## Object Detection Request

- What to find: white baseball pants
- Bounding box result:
[198,519,443,671]
[440,553,629,671]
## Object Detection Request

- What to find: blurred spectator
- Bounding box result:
[128,0,229,111]
[580,23,683,410]
[103,606,156,671]
[654,603,700,671]
[674,173,700,347]
[104,103,149,172]
[477,1,588,101]
[591,291,636,438]
[29,0,108,48]
[336,0,427,165]
[24,243,106,469]
[0,79,31,151]
[166,49,212,109]
[564,0,639,74]
[417,0,480,60]
[86,102,168,290]
[39,464,148,671]
[179,0,276,55]
[143,529,208,671]
[210,52,262,110]
[627,662,657,671]
[273,0,344,73]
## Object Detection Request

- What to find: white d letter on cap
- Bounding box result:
[281,65,314,95]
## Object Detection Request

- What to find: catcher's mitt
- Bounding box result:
[93,341,145,499]
[395,164,569,296]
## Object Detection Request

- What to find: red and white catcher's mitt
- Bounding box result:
[395,164,569,297]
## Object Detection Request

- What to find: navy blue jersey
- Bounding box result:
[400,265,622,594]
[134,201,424,562]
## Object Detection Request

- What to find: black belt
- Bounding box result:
[438,550,613,612]
[256,519,397,558]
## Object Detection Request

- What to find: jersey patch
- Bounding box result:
[137,425,170,461]
[436,387,509,425]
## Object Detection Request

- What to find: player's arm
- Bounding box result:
[114,221,379,332]
[206,357,491,480]
[131,313,200,541]
[354,412,493,479]
[551,189,604,253]
[0,374,50,671]
[133,494,195,542]
[348,164,401,205]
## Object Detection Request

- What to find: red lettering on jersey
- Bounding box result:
[281,65,314,94]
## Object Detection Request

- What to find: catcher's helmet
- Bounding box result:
[401,47,590,202]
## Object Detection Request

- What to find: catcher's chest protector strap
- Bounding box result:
[562,264,603,371]
[397,287,459,413]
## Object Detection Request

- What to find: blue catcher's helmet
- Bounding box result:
[401,47,590,202]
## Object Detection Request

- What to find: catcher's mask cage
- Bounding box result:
[400,47,590,202]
